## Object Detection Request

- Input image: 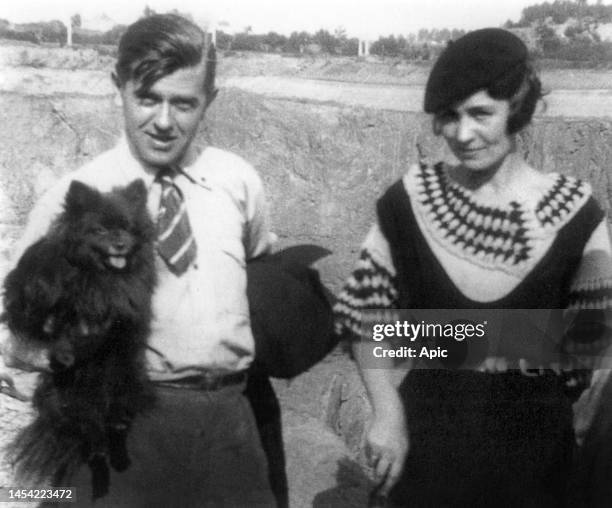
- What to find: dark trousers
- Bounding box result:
[44,383,276,507]
[245,371,288,508]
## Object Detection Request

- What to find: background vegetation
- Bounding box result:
[2,1,612,66]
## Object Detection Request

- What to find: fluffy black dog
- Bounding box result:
[3,179,157,499]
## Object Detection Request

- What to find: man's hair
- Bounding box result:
[115,14,216,98]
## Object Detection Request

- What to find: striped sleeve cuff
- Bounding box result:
[333,248,399,338]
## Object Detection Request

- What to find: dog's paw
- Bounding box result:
[108,425,131,472]
[51,340,75,369]
[43,315,56,335]
[88,453,111,500]
[109,448,131,472]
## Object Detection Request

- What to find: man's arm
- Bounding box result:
[1,178,70,371]
[1,331,51,371]
[9,179,70,262]
[243,168,274,259]
[334,223,410,495]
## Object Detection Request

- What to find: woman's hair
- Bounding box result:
[114,14,217,100]
[492,61,543,134]
[425,28,543,134]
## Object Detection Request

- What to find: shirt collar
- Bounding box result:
[116,136,157,188]
[116,135,210,189]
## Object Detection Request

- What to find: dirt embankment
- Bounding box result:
[5,89,612,289]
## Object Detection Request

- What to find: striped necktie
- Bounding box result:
[156,169,197,275]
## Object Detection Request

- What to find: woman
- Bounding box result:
[334,28,612,507]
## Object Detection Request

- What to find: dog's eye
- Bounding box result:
[89,226,107,236]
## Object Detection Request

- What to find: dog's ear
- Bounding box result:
[122,180,148,210]
[65,180,100,215]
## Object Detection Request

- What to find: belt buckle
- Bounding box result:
[200,371,221,390]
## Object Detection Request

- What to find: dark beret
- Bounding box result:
[424,28,528,114]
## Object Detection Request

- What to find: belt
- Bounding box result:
[474,356,586,378]
[156,371,248,391]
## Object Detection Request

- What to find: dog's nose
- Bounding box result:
[110,240,130,255]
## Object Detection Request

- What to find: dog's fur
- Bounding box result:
[3,179,156,498]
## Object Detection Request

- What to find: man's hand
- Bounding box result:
[0,371,30,401]
[366,409,409,497]
[1,328,51,372]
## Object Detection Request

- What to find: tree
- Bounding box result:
[216,30,233,51]
[143,5,156,18]
[334,26,347,41]
[517,0,612,27]
[438,28,451,43]
[262,31,287,52]
[421,43,431,60]
[313,29,338,54]
[232,30,261,51]
[168,9,194,21]
[450,28,466,40]
[71,13,81,28]
[102,24,128,45]
[371,35,402,57]
[535,23,562,54]
[284,31,310,53]
[340,37,359,56]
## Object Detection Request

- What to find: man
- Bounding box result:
[3,14,278,507]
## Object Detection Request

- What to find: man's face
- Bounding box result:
[117,63,211,171]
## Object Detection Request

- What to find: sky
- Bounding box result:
[0,0,570,39]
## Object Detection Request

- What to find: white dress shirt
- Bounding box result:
[7,138,273,378]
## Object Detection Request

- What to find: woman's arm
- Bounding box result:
[353,339,409,496]
[334,223,409,495]
[566,218,612,440]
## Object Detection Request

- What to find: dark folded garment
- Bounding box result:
[247,245,337,379]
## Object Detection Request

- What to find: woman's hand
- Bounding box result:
[352,340,410,498]
[366,407,409,497]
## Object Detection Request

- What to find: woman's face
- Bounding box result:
[435,90,513,172]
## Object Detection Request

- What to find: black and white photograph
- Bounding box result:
[1,0,612,506]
